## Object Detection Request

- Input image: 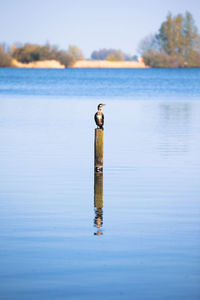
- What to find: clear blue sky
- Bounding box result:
[1,0,200,58]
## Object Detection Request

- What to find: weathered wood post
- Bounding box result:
[94,105,104,235]
[94,172,103,209]
[94,128,104,172]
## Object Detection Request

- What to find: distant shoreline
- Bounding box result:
[12,59,65,69]
[10,58,147,69]
[72,59,147,68]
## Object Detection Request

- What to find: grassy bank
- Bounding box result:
[73,59,147,68]
[7,58,147,69]
[12,59,65,69]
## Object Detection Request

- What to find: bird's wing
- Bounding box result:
[94,112,98,124]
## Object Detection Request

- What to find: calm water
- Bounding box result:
[0,68,200,300]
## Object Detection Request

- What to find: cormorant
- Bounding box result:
[94,104,105,129]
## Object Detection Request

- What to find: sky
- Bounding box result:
[1,0,200,58]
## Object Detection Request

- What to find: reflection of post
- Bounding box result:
[94,172,103,235]
[94,128,104,172]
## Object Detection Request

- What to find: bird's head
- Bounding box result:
[98,103,106,110]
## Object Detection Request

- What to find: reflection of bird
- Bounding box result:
[94,104,105,129]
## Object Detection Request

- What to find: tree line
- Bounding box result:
[0,43,139,67]
[91,49,138,61]
[139,11,200,67]
[0,44,83,68]
[1,11,200,68]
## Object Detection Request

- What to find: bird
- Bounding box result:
[94,104,105,129]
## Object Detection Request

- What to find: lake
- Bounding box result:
[0,68,200,300]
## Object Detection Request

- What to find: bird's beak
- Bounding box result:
[103,104,106,106]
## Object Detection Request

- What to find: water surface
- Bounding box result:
[0,68,200,299]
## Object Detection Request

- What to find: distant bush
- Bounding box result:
[54,50,75,68]
[142,50,186,68]
[68,45,83,60]
[91,48,137,61]
[91,49,116,60]
[0,45,12,67]
[106,51,124,61]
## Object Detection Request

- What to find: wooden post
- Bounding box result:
[94,128,104,172]
[94,172,103,235]
[94,172,103,209]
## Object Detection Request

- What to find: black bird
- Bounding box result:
[94,104,105,129]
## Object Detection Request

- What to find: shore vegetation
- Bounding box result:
[91,48,138,61]
[0,43,83,68]
[11,44,83,67]
[1,11,200,69]
[0,45,12,67]
[139,12,200,67]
